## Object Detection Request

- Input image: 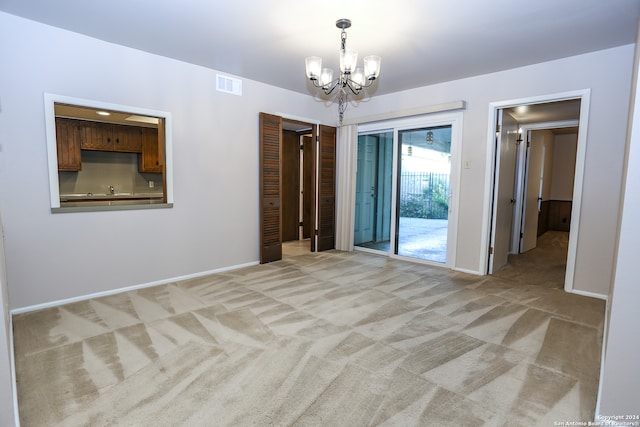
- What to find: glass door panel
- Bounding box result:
[354,131,393,252]
[395,125,452,263]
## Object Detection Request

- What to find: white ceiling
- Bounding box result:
[1,0,639,99]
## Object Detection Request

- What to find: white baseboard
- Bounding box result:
[10,261,260,315]
[453,267,483,275]
[9,315,19,427]
[568,288,608,301]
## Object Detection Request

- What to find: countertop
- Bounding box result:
[60,192,164,202]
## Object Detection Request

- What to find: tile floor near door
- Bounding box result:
[13,231,605,426]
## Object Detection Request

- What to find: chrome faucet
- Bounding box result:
[108,185,115,195]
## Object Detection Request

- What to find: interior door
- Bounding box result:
[302,135,313,239]
[317,124,337,251]
[281,130,300,242]
[259,113,283,263]
[520,130,545,252]
[488,109,518,273]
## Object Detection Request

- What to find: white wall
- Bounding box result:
[0,212,15,426]
[345,45,635,296]
[0,12,333,309]
[597,22,640,417]
[0,212,16,426]
[550,133,578,201]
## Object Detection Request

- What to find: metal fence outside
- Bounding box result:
[399,172,450,219]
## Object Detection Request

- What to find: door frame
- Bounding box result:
[259,112,337,262]
[482,89,591,294]
[487,109,519,274]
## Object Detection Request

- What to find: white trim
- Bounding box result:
[520,120,579,131]
[482,89,591,295]
[343,100,466,126]
[453,267,484,275]
[565,91,591,293]
[10,261,259,315]
[43,93,174,209]
[354,246,387,256]
[569,288,607,301]
[9,315,19,427]
[274,112,321,125]
[594,299,610,420]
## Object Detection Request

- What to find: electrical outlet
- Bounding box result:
[149,180,154,188]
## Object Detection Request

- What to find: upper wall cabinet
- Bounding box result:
[55,118,82,171]
[76,120,144,153]
[112,123,144,152]
[138,127,163,173]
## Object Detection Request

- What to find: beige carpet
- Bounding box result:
[13,231,605,426]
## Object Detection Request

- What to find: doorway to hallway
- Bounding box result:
[485,91,588,294]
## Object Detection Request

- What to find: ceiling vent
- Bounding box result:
[216,74,242,96]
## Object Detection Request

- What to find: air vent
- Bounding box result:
[216,74,242,96]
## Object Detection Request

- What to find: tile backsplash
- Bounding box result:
[59,151,163,196]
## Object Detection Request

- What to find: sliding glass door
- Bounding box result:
[354,113,461,267]
[396,125,452,263]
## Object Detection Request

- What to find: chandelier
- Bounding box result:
[305,19,381,125]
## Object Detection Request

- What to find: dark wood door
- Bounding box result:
[302,135,313,239]
[282,130,300,242]
[259,113,283,263]
[317,125,336,251]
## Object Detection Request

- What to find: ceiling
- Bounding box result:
[1,0,639,99]
[505,98,582,132]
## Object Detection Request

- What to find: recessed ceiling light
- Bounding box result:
[96,111,111,116]
[126,115,159,124]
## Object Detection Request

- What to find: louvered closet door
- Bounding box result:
[259,113,283,263]
[317,125,337,251]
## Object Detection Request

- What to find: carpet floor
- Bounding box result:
[13,231,605,426]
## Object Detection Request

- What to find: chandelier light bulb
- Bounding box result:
[320,68,334,88]
[364,55,381,80]
[305,56,322,79]
[340,48,358,74]
[352,68,365,89]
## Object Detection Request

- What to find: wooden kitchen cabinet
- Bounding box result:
[138,128,163,173]
[79,120,113,151]
[112,123,143,152]
[55,118,82,171]
[79,121,143,153]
